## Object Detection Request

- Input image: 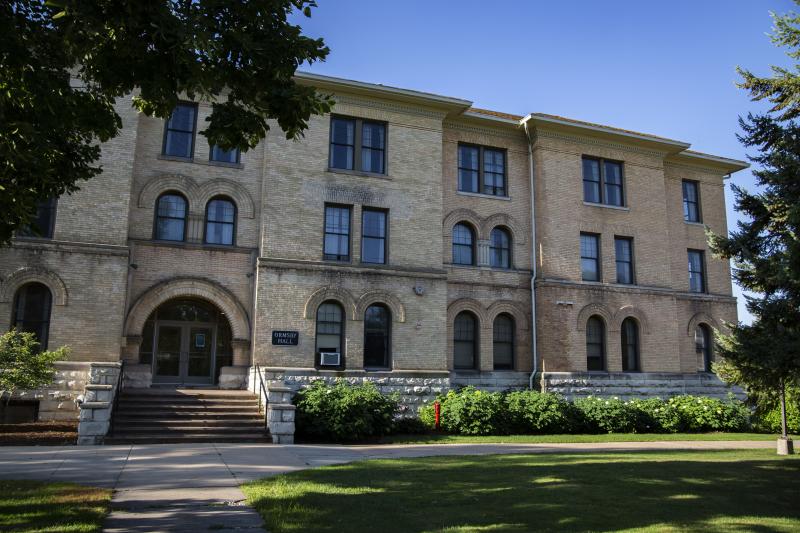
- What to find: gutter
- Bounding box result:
[523,119,539,390]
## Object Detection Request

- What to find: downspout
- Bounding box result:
[523,119,539,390]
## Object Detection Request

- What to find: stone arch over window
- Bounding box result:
[443,208,482,238]
[613,305,650,335]
[0,267,68,306]
[480,213,523,243]
[576,303,614,332]
[124,277,250,340]
[687,312,720,337]
[138,174,255,219]
[355,291,406,323]
[447,298,487,325]
[487,300,529,331]
[304,287,357,320]
[196,178,255,219]
[138,173,198,210]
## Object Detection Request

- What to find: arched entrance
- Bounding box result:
[138,299,233,385]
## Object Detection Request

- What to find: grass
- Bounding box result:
[0,480,111,532]
[378,432,783,444]
[242,449,800,532]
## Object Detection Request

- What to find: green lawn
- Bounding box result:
[379,432,782,444]
[0,480,111,533]
[243,449,800,532]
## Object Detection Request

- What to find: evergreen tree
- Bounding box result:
[710,4,800,443]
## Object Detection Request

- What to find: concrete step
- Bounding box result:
[114,411,263,420]
[118,397,259,405]
[104,434,271,444]
[112,425,265,435]
[115,404,261,412]
[120,390,258,400]
[113,417,264,427]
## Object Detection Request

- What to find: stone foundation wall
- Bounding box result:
[451,371,531,392]
[256,367,451,415]
[8,361,91,421]
[541,372,744,400]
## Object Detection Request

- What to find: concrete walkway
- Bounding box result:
[0,440,774,532]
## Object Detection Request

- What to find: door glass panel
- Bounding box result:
[187,327,213,378]
[155,326,181,377]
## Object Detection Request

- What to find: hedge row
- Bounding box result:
[293,382,753,442]
[418,387,751,435]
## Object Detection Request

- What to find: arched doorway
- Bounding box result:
[137,298,233,385]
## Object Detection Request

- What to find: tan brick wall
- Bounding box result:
[0,78,743,393]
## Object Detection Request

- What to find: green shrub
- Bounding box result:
[667,395,750,432]
[628,398,682,433]
[438,387,508,436]
[505,390,577,434]
[751,386,799,434]
[392,416,430,435]
[294,380,398,442]
[418,402,437,429]
[573,396,639,433]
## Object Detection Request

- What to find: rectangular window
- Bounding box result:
[580,233,601,282]
[162,102,197,158]
[682,180,701,222]
[210,144,240,164]
[688,249,706,293]
[615,237,634,284]
[323,205,351,261]
[329,116,386,174]
[361,208,387,264]
[458,144,506,196]
[582,156,624,206]
[17,198,57,239]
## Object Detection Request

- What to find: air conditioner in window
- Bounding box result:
[320,352,341,367]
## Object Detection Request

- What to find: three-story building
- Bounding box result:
[0,73,747,424]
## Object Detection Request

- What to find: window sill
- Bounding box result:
[157,154,244,169]
[364,367,392,373]
[457,191,511,201]
[583,201,629,211]
[326,167,391,180]
[684,220,705,227]
[140,239,253,254]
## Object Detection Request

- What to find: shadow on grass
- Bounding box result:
[243,450,800,533]
[0,480,110,533]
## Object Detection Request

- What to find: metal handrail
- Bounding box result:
[109,360,125,437]
[254,364,269,435]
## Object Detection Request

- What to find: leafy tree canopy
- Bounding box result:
[0,330,68,400]
[0,0,331,243]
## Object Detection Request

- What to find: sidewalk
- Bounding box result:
[0,440,774,532]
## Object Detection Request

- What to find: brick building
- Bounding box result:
[0,73,747,426]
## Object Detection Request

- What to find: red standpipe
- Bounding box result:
[434,401,441,430]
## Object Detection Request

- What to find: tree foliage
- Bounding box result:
[1,0,331,243]
[709,3,800,437]
[0,330,68,400]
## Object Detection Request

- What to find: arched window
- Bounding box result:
[493,314,514,370]
[586,316,605,371]
[489,227,511,269]
[452,223,475,265]
[12,283,53,350]
[155,192,187,241]
[454,311,478,369]
[205,196,236,245]
[621,318,640,371]
[696,324,713,372]
[364,304,391,368]
[316,301,344,359]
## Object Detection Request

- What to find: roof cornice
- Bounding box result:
[294,72,472,114]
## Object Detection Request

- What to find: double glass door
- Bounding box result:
[153,322,216,384]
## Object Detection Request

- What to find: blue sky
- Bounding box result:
[292,0,797,324]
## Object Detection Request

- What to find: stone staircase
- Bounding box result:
[104,389,271,444]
